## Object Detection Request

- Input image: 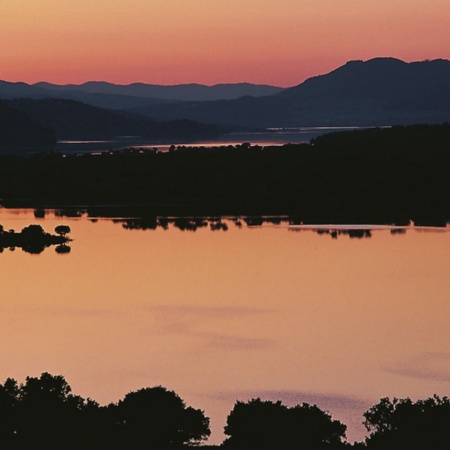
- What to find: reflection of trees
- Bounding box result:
[2,124,450,226]
[120,218,158,230]
[315,229,372,239]
[0,224,71,254]
[34,208,45,218]
[55,208,84,218]
[173,217,209,231]
[210,220,228,231]
[390,228,406,235]
[243,217,264,227]
[55,244,71,254]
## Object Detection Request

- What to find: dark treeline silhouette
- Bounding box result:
[0,373,209,449]
[1,373,450,449]
[223,398,347,449]
[0,224,71,254]
[1,123,450,225]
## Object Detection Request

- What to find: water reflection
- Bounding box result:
[44,207,433,238]
[2,207,450,445]
[0,222,72,254]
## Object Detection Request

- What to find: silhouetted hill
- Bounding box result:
[1,79,283,110]
[34,81,284,101]
[5,98,223,141]
[129,58,450,128]
[0,80,49,98]
[0,100,56,153]
[0,80,172,110]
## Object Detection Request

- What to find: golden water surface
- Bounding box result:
[1,208,450,445]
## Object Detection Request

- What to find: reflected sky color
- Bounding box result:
[1,208,450,444]
[1,0,449,86]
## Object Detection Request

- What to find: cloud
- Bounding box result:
[139,304,275,349]
[1,304,119,318]
[202,333,273,350]
[209,389,371,413]
[203,389,372,443]
[384,352,450,382]
[140,304,272,319]
[139,304,272,332]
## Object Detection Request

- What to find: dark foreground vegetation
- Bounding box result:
[0,224,71,254]
[1,372,449,449]
[1,123,450,225]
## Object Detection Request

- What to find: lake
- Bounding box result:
[54,126,364,154]
[1,208,450,445]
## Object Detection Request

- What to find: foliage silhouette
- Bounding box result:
[0,373,100,448]
[2,373,450,449]
[223,398,347,449]
[363,395,450,449]
[0,224,71,254]
[110,386,211,448]
[1,123,450,225]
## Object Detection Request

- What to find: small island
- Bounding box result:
[0,224,72,254]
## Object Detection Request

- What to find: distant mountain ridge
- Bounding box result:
[34,81,284,100]
[128,57,450,128]
[0,80,283,110]
[1,57,449,147]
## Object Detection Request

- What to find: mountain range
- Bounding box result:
[0,80,283,110]
[1,57,449,152]
[129,58,450,128]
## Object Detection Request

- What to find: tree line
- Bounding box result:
[1,372,450,449]
[1,123,450,226]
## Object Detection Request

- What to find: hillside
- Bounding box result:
[0,100,56,152]
[128,58,450,128]
[4,98,224,141]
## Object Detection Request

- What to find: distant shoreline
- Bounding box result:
[1,123,449,227]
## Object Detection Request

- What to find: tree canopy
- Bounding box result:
[1,372,450,449]
[112,386,210,448]
[223,397,347,449]
[363,395,450,449]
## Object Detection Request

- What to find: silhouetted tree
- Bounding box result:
[54,225,71,237]
[114,385,210,448]
[0,378,20,445]
[20,224,45,237]
[363,395,450,449]
[0,372,99,448]
[223,398,347,449]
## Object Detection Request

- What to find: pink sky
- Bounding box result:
[1,0,449,87]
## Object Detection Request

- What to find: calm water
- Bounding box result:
[1,208,450,445]
[55,126,363,153]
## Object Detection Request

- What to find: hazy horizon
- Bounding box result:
[2,1,449,87]
[2,56,448,90]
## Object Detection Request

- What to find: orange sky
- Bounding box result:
[1,0,449,87]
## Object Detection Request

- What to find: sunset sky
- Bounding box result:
[1,0,449,87]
